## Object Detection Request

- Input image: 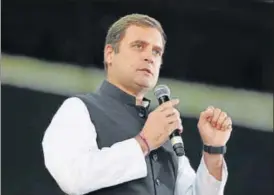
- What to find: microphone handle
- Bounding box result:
[157,95,170,104]
[157,95,185,156]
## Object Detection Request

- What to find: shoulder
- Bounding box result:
[52,96,90,120]
[60,96,87,109]
[75,93,101,105]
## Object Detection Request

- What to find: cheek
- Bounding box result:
[154,64,161,75]
[113,55,126,70]
[155,70,160,79]
[119,53,135,67]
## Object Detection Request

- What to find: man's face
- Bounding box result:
[105,25,164,91]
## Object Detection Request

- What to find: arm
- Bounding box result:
[174,154,228,195]
[42,97,147,195]
[203,152,223,181]
[174,106,232,194]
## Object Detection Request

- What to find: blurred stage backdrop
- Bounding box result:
[2,1,273,195]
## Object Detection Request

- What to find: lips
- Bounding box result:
[138,68,153,76]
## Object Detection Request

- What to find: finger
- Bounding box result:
[162,107,177,117]
[178,117,183,133]
[168,113,184,133]
[206,106,214,122]
[166,114,181,125]
[179,123,183,133]
[216,112,227,130]
[156,99,179,112]
[168,120,183,135]
[200,106,214,121]
[221,117,232,131]
[211,108,221,127]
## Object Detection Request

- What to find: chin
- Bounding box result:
[135,80,155,90]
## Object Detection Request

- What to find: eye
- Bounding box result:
[133,43,143,49]
[153,49,162,56]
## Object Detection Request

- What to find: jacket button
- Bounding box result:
[153,154,158,161]
[139,112,145,118]
[155,178,161,186]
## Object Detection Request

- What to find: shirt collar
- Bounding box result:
[96,80,151,108]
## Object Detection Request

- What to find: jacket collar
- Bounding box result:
[96,80,151,108]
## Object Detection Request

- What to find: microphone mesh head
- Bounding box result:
[154,85,171,98]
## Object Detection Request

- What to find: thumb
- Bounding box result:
[156,99,180,112]
[170,98,180,106]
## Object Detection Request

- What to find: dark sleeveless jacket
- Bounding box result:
[77,80,178,195]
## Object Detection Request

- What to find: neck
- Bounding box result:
[106,78,146,106]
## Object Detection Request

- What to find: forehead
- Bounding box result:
[121,25,164,48]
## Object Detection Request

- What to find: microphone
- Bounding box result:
[154,85,185,156]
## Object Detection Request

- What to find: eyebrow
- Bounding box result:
[130,40,163,52]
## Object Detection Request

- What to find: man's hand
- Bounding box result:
[136,99,183,153]
[198,106,232,147]
[198,106,233,181]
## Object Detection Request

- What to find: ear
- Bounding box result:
[104,44,115,68]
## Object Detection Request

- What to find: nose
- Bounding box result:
[142,49,154,65]
[144,58,153,64]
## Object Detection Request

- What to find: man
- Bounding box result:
[42,14,232,195]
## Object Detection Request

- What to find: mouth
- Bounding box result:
[138,68,153,76]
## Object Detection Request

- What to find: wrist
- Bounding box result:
[135,134,150,156]
[203,144,227,155]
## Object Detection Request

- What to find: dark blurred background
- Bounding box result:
[2,0,273,195]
